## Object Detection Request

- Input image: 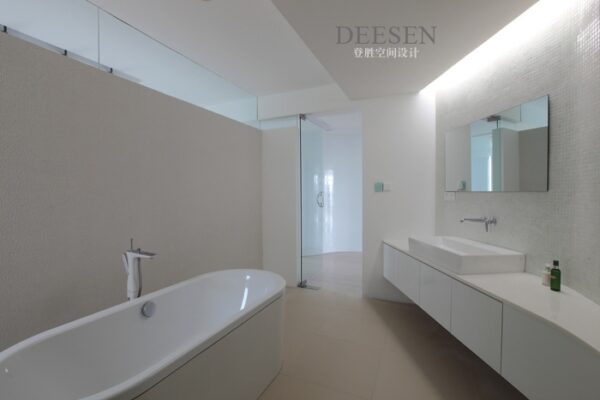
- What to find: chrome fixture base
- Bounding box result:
[141,301,156,318]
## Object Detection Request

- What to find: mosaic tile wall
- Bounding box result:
[435,0,600,303]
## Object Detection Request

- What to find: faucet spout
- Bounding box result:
[131,250,155,259]
[460,217,497,232]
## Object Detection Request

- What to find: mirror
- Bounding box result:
[445,95,549,192]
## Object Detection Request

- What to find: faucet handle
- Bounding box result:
[125,239,155,259]
[126,249,155,259]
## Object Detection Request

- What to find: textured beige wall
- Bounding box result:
[0,34,262,350]
[435,0,600,304]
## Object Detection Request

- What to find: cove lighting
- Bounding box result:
[420,0,576,95]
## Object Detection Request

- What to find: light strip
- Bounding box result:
[420,0,576,94]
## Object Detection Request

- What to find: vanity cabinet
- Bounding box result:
[383,244,420,303]
[383,244,504,370]
[383,241,600,400]
[502,305,600,400]
[451,280,502,372]
[419,264,452,331]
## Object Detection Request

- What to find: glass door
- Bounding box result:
[299,115,324,287]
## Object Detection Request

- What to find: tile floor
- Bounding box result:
[260,255,526,400]
[301,252,363,296]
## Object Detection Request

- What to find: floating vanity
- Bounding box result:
[383,237,600,400]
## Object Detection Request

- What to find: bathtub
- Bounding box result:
[0,269,286,400]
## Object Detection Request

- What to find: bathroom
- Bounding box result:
[0,0,598,399]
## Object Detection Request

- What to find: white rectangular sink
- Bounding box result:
[408,236,524,275]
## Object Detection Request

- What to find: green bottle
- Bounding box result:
[550,260,561,292]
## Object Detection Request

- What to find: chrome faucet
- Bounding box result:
[460,217,497,232]
[122,239,156,300]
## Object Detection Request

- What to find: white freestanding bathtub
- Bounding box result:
[0,269,285,400]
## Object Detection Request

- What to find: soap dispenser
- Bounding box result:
[550,260,561,292]
[542,263,552,286]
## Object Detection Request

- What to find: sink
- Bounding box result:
[408,236,525,275]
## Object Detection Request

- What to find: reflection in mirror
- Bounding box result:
[445,95,549,192]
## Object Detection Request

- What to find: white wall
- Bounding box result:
[261,124,301,286]
[435,0,600,304]
[0,34,262,350]
[322,132,362,253]
[360,94,436,301]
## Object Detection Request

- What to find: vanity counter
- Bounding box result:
[383,238,600,355]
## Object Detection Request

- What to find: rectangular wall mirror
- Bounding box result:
[445,95,549,192]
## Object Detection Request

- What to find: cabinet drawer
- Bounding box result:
[451,281,502,372]
[383,244,397,285]
[419,265,452,330]
[396,251,420,303]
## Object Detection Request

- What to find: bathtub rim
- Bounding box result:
[0,268,285,400]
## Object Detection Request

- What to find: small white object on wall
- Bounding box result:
[444,192,456,201]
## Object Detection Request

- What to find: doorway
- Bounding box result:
[299,111,362,296]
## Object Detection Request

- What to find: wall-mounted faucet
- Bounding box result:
[122,239,156,300]
[460,217,497,232]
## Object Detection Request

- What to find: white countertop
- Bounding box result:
[383,238,600,355]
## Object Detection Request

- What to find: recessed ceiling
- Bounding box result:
[90,0,334,96]
[91,0,538,100]
[271,0,538,99]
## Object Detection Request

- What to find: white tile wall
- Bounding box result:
[435,0,600,304]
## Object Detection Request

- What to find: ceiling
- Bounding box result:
[309,110,362,136]
[91,0,537,99]
[271,0,538,99]
[90,0,334,96]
